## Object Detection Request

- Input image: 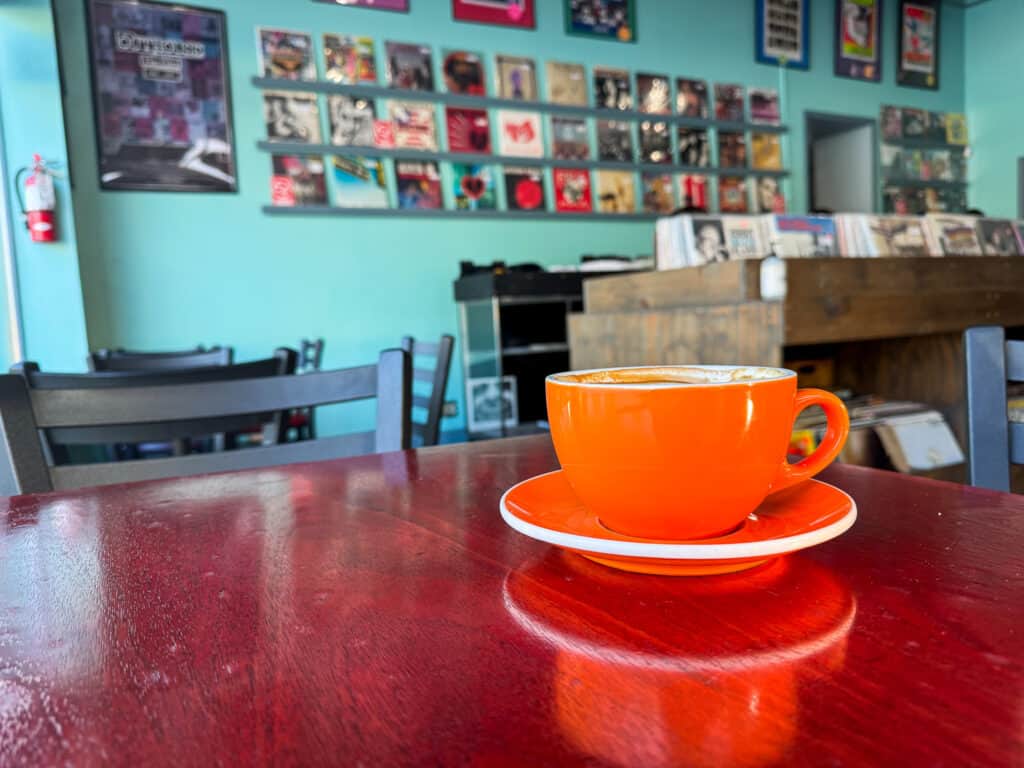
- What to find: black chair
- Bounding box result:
[0,349,411,495]
[401,334,454,447]
[298,338,325,374]
[964,326,1024,492]
[89,346,233,372]
[15,350,297,462]
[287,338,326,441]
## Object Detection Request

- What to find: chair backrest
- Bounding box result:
[299,338,325,373]
[964,325,1024,491]
[401,334,454,447]
[0,349,411,495]
[89,346,233,372]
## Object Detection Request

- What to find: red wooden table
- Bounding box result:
[0,435,1021,766]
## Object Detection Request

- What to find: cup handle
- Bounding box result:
[770,388,850,495]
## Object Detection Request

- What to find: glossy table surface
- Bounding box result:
[0,435,1021,766]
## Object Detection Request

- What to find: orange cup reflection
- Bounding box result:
[503,555,856,768]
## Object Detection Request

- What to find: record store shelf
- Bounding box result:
[262,205,661,221]
[251,77,790,134]
[882,137,968,151]
[256,141,791,178]
[880,177,968,189]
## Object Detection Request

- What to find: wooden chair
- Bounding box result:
[89,346,232,372]
[15,350,297,462]
[964,326,1023,491]
[401,334,454,447]
[0,349,410,495]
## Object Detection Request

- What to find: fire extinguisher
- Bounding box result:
[15,155,59,243]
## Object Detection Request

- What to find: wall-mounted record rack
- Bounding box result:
[253,76,790,219]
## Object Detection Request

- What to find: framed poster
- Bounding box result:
[86,0,236,192]
[755,0,810,69]
[466,376,518,433]
[835,0,882,81]
[898,0,939,89]
[565,0,636,42]
[313,0,409,9]
[453,0,535,29]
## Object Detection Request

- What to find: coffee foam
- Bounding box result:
[553,366,788,386]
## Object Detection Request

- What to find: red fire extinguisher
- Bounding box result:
[15,155,58,243]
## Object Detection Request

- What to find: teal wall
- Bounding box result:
[0,0,90,371]
[965,0,1020,218]
[46,0,966,433]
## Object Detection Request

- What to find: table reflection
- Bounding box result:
[503,554,856,768]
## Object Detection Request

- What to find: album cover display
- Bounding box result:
[718,176,749,213]
[898,0,939,89]
[639,121,670,164]
[751,133,782,170]
[637,73,670,114]
[769,216,840,257]
[755,176,785,213]
[946,113,968,145]
[724,217,768,259]
[497,111,543,157]
[396,160,443,209]
[679,174,709,211]
[927,111,947,141]
[323,34,376,84]
[749,88,780,124]
[553,168,592,212]
[596,170,636,213]
[593,67,632,110]
[270,154,326,206]
[835,0,882,81]
[883,186,926,215]
[442,50,486,95]
[264,92,322,143]
[714,84,745,122]
[677,128,709,168]
[596,120,633,162]
[546,61,588,106]
[496,55,538,100]
[86,0,238,192]
[881,106,903,139]
[504,166,546,211]
[551,117,590,160]
[446,107,492,154]
[676,78,709,118]
[861,216,932,256]
[718,132,747,168]
[977,219,1021,256]
[924,214,982,255]
[385,42,435,91]
[331,156,388,209]
[566,0,637,42]
[641,172,675,214]
[258,28,317,81]
[451,163,497,210]
[327,96,376,147]
[453,0,536,29]
[901,108,928,137]
[686,217,730,265]
[388,101,438,150]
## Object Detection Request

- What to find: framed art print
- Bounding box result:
[453,0,535,29]
[835,0,882,81]
[755,0,810,69]
[898,0,939,89]
[565,0,636,43]
[86,0,237,192]
[313,0,409,10]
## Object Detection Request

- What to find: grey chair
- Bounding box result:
[0,348,411,495]
[15,350,297,461]
[964,325,1024,491]
[401,334,454,447]
[89,346,232,372]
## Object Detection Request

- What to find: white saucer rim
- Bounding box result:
[499,470,857,560]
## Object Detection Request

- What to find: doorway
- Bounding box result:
[806,112,877,213]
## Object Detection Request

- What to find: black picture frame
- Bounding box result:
[312,0,409,11]
[834,0,882,82]
[897,0,940,90]
[755,0,810,70]
[85,0,238,192]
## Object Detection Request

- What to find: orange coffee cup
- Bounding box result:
[546,365,849,540]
